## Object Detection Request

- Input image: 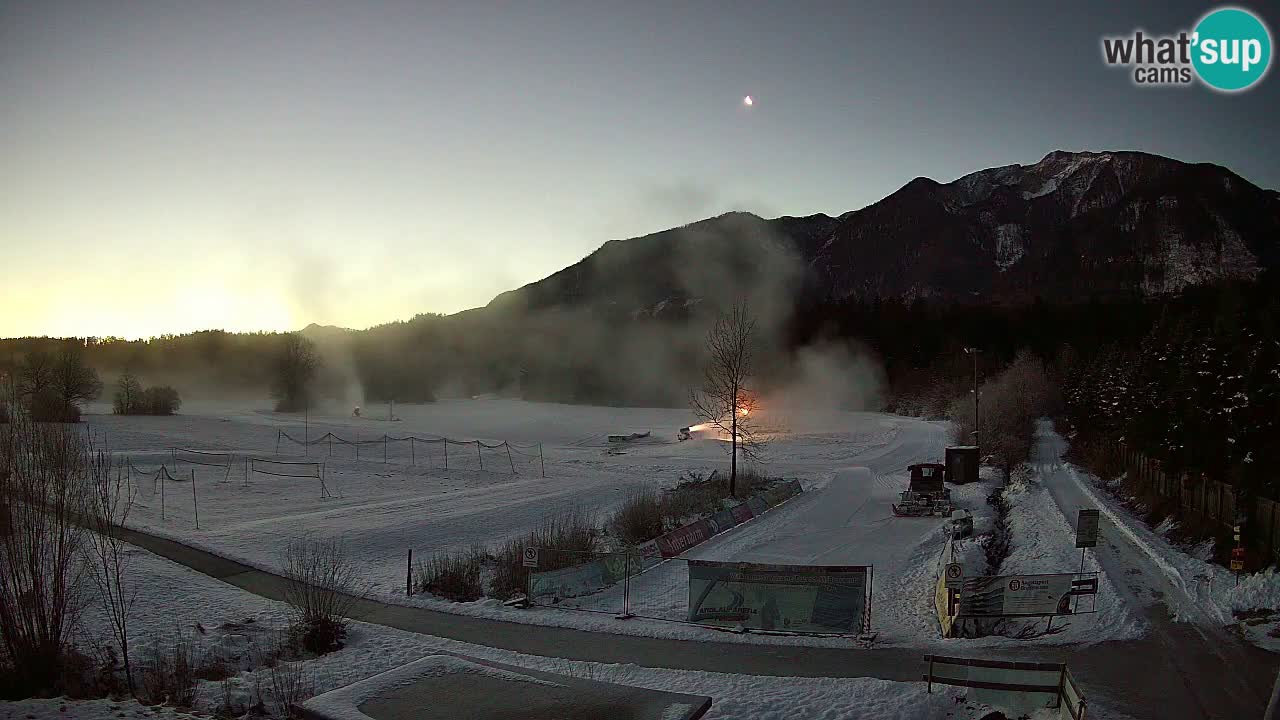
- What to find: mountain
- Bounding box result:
[489,151,1279,316]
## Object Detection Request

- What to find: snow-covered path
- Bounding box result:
[1032,421,1276,718]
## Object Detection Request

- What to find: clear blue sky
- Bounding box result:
[2,0,1276,338]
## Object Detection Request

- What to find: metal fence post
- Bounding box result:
[410,437,415,466]
[190,469,199,530]
[539,443,545,477]
[384,434,388,463]
[443,439,449,469]
[476,441,483,470]
[407,549,413,596]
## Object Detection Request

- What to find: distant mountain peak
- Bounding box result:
[487,150,1277,315]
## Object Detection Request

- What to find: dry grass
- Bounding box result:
[416,545,486,601]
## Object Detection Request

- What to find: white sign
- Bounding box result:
[944,562,964,589]
[522,547,539,568]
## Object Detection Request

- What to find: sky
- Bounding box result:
[3,0,1278,339]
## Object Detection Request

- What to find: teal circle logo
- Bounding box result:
[1192,7,1272,91]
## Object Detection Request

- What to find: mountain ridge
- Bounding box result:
[486,149,1279,318]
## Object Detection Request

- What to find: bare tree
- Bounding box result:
[949,350,1059,481]
[17,350,56,401]
[0,413,92,693]
[690,301,764,497]
[113,369,143,415]
[85,459,137,693]
[52,348,103,409]
[271,334,321,412]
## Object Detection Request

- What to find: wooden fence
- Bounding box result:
[1116,441,1238,532]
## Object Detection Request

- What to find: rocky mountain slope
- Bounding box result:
[489,150,1279,316]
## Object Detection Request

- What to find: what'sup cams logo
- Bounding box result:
[1102,6,1272,92]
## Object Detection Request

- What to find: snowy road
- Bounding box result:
[1032,422,1276,718]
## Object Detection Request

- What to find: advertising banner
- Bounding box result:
[656,519,713,557]
[529,561,607,600]
[747,495,769,516]
[707,509,738,535]
[730,502,754,524]
[687,560,869,633]
[958,574,1075,618]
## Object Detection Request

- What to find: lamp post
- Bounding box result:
[963,347,981,443]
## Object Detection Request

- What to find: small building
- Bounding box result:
[945,446,980,484]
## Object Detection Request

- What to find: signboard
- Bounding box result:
[1075,509,1100,548]
[655,519,713,557]
[1231,547,1244,571]
[958,574,1076,618]
[1231,560,1244,571]
[730,502,754,524]
[522,547,538,568]
[687,560,870,634]
[944,562,964,589]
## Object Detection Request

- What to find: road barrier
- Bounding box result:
[924,655,1087,719]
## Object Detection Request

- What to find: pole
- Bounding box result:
[476,441,483,470]
[304,402,309,456]
[384,434,388,464]
[328,433,332,457]
[443,439,448,469]
[275,430,281,455]
[160,467,166,520]
[539,443,545,478]
[1074,548,1086,613]
[410,437,416,466]
[407,549,413,596]
[355,430,359,460]
[190,469,199,530]
[506,444,516,473]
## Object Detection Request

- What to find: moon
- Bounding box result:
[743,95,753,107]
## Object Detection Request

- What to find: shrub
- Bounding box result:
[281,537,367,654]
[610,488,664,545]
[142,385,182,415]
[138,637,200,708]
[267,658,315,719]
[489,507,599,599]
[0,414,95,696]
[417,546,485,601]
[28,388,79,423]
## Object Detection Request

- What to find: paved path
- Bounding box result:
[1032,421,1277,719]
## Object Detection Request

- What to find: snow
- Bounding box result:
[300,655,558,720]
[990,467,1147,643]
[57,546,1136,720]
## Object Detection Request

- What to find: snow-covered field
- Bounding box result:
[76,399,1151,650]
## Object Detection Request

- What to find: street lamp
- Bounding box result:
[963,347,981,443]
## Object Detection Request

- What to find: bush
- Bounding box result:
[489,507,599,599]
[281,538,367,654]
[416,546,485,601]
[28,388,79,423]
[608,470,772,545]
[611,488,665,545]
[138,637,200,708]
[142,385,181,415]
[0,414,95,696]
[114,377,181,416]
